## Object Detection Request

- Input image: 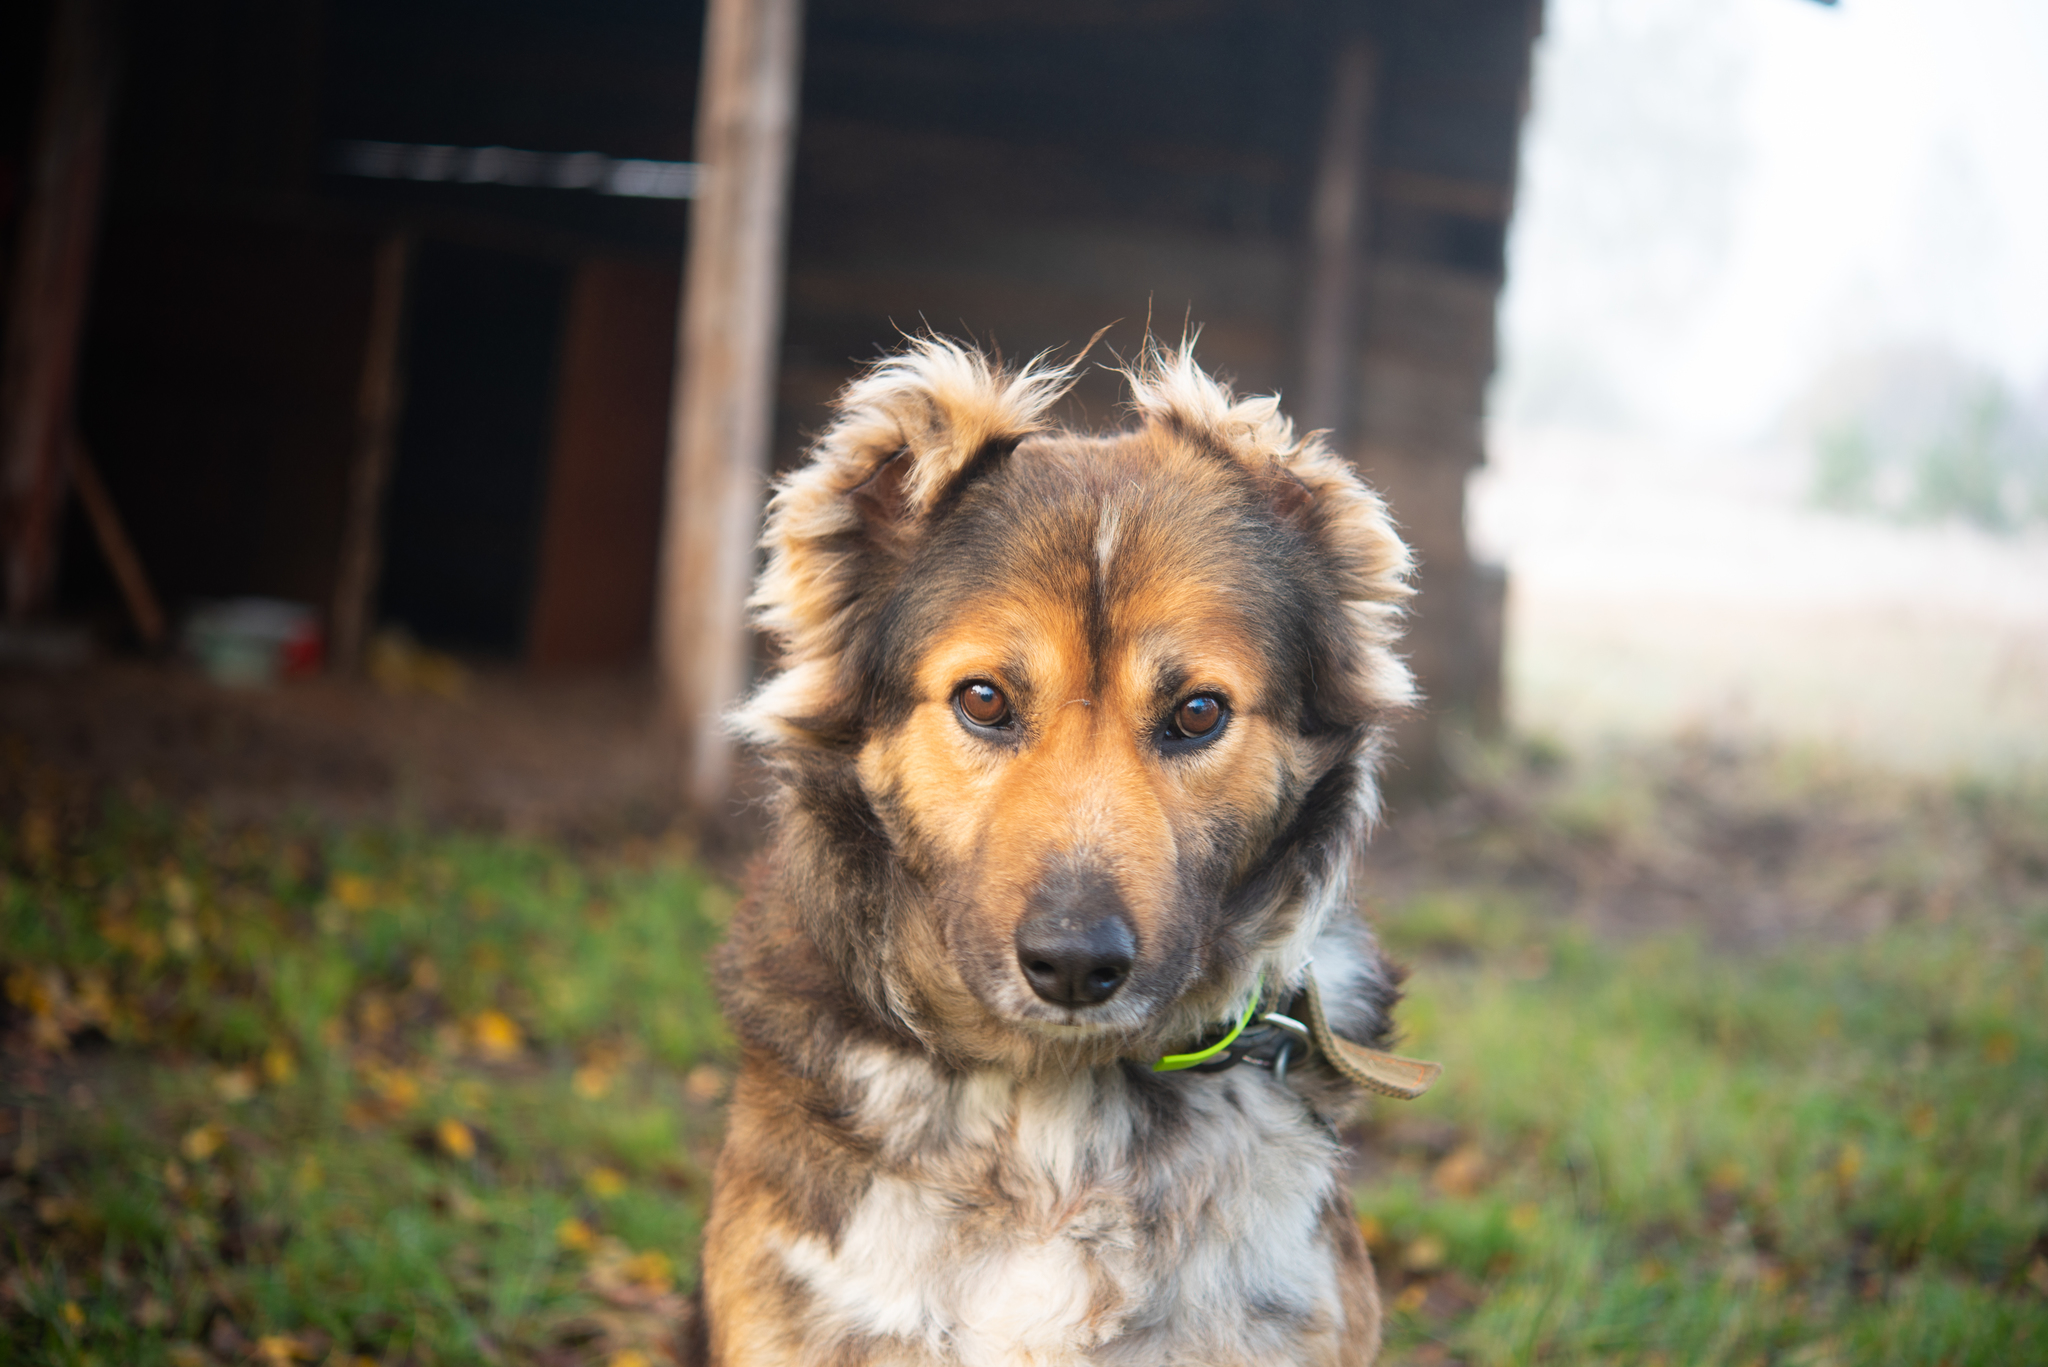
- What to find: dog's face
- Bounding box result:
[739,341,1413,1066]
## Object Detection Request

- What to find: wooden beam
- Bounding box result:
[66,432,164,647]
[0,0,118,621]
[329,231,414,675]
[1297,38,1379,442]
[659,0,805,819]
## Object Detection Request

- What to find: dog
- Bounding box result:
[697,338,1432,1366]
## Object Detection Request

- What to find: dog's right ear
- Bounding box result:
[734,338,1075,748]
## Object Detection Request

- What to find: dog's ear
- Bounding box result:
[1126,345,1416,722]
[735,338,1075,748]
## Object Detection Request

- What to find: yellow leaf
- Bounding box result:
[437,1118,477,1161]
[1834,1142,1864,1185]
[623,1249,674,1292]
[1402,1235,1446,1273]
[557,1217,596,1252]
[1509,1203,1541,1232]
[469,1010,522,1062]
[262,1045,296,1085]
[255,1333,315,1364]
[586,1166,627,1199]
[181,1123,225,1163]
[1393,1283,1428,1313]
[60,1299,83,1329]
[332,873,376,911]
[1356,1214,1384,1249]
[572,1065,614,1100]
[367,1065,419,1111]
[609,1352,652,1367]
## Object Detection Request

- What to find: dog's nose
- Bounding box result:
[1015,872,1137,1006]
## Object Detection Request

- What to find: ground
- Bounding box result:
[1,664,2044,1365]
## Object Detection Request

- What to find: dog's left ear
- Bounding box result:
[1127,345,1416,721]
[735,337,1075,748]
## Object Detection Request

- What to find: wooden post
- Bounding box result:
[1297,38,1378,442]
[329,231,414,675]
[0,0,118,620]
[659,0,805,818]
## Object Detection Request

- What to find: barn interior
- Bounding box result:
[3,0,1539,803]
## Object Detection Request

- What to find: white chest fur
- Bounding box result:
[772,1048,1357,1367]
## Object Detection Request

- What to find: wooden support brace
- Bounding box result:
[658,0,805,819]
[330,231,414,676]
[66,432,163,646]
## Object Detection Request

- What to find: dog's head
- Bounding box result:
[736,338,1413,1068]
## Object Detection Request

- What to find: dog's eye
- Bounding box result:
[1166,694,1228,745]
[956,681,1012,728]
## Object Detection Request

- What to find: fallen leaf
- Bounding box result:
[331,873,376,911]
[437,1117,477,1161]
[558,1217,597,1253]
[1403,1235,1447,1273]
[587,1166,627,1199]
[181,1123,226,1163]
[684,1065,726,1104]
[1431,1144,1487,1198]
[469,1010,523,1062]
[214,1068,257,1104]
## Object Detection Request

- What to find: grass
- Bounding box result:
[1,802,731,1366]
[2,743,2045,1365]
[1357,743,2048,1365]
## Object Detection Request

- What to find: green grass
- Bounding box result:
[1358,746,2048,1365]
[1,805,730,1366]
[2,747,2045,1365]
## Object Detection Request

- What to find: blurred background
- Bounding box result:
[0,1,2042,1364]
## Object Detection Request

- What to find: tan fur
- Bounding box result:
[704,339,1414,1366]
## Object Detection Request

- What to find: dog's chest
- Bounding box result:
[774,1051,1351,1366]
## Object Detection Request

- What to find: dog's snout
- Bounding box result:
[1015,870,1137,1007]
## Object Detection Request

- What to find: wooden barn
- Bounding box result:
[2,0,1539,805]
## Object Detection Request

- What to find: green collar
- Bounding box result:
[1153,973,1264,1072]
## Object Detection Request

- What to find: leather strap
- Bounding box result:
[1301,972,1442,1100]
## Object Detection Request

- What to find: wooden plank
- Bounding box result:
[0,0,117,621]
[527,258,679,670]
[65,432,164,646]
[1297,38,1378,440]
[658,0,804,819]
[329,231,414,675]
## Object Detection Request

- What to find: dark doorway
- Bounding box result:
[377,240,567,656]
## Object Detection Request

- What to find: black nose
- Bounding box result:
[1015,870,1137,1007]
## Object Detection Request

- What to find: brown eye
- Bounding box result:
[1172,694,1225,739]
[956,681,1011,728]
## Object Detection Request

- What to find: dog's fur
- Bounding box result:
[699,338,1416,1366]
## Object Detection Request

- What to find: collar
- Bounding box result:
[1151,969,1442,1100]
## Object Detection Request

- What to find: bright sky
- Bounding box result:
[1495,0,2048,441]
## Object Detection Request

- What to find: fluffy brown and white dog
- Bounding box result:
[698,338,1422,1367]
